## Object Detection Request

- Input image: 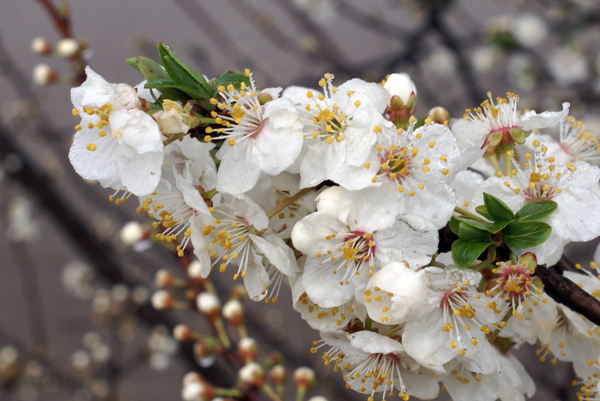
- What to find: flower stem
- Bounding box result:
[212,317,232,350]
[214,388,243,397]
[266,188,313,219]
[488,310,512,345]
[296,385,307,401]
[262,383,283,401]
[163,134,180,146]
[454,207,487,223]
[486,154,503,175]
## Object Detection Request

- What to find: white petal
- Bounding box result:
[520,102,569,131]
[216,140,262,194]
[250,233,298,277]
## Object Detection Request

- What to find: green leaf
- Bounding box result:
[475,205,492,220]
[452,239,493,268]
[455,216,510,234]
[145,80,205,100]
[503,221,551,249]
[515,200,557,222]
[216,71,251,91]
[458,222,489,241]
[483,193,515,222]
[157,43,213,99]
[126,56,170,82]
[449,216,461,235]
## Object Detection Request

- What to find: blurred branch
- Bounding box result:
[431,9,484,104]
[337,0,410,39]
[0,123,234,389]
[36,0,72,38]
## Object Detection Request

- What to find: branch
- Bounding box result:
[535,261,600,326]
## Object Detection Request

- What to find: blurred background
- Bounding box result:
[1,0,600,400]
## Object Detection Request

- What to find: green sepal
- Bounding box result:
[515,200,557,222]
[483,193,515,222]
[503,221,551,249]
[487,131,503,147]
[509,127,525,144]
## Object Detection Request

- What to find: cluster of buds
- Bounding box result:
[30,36,88,85]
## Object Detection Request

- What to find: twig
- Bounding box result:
[535,263,600,326]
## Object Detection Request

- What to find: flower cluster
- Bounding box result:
[68,44,600,401]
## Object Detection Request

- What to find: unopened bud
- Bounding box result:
[308,397,328,401]
[427,106,449,125]
[293,367,315,388]
[183,372,203,385]
[151,290,173,310]
[56,38,80,58]
[238,337,258,362]
[229,284,247,300]
[270,365,286,385]
[120,221,144,245]
[194,340,217,367]
[384,73,417,107]
[173,324,194,342]
[182,381,215,401]
[315,186,343,212]
[239,362,265,387]
[31,37,52,54]
[222,299,243,326]
[196,292,220,318]
[188,259,204,279]
[32,63,57,86]
[155,269,185,288]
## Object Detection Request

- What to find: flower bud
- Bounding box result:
[308,397,328,401]
[155,269,185,288]
[196,292,220,318]
[383,73,417,108]
[229,284,247,300]
[56,38,80,58]
[182,381,215,401]
[183,372,203,386]
[194,340,217,367]
[427,106,449,125]
[222,299,244,326]
[315,186,344,212]
[238,337,258,362]
[32,63,57,86]
[151,290,173,310]
[293,367,315,388]
[269,365,286,385]
[239,362,265,387]
[173,324,194,342]
[31,37,52,54]
[120,221,144,245]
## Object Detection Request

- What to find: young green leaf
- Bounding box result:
[449,216,461,235]
[515,200,557,222]
[452,239,493,267]
[503,221,552,249]
[216,71,251,90]
[454,216,511,234]
[126,56,170,82]
[458,222,490,241]
[475,205,492,220]
[145,80,205,100]
[483,193,515,222]
[157,43,213,99]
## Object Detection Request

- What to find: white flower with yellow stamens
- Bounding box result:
[206,72,303,195]
[335,120,459,228]
[471,141,600,264]
[138,138,216,265]
[528,116,600,165]
[69,66,164,196]
[291,187,438,308]
[203,194,299,302]
[401,267,498,372]
[297,75,390,189]
[316,330,440,400]
[451,92,569,173]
